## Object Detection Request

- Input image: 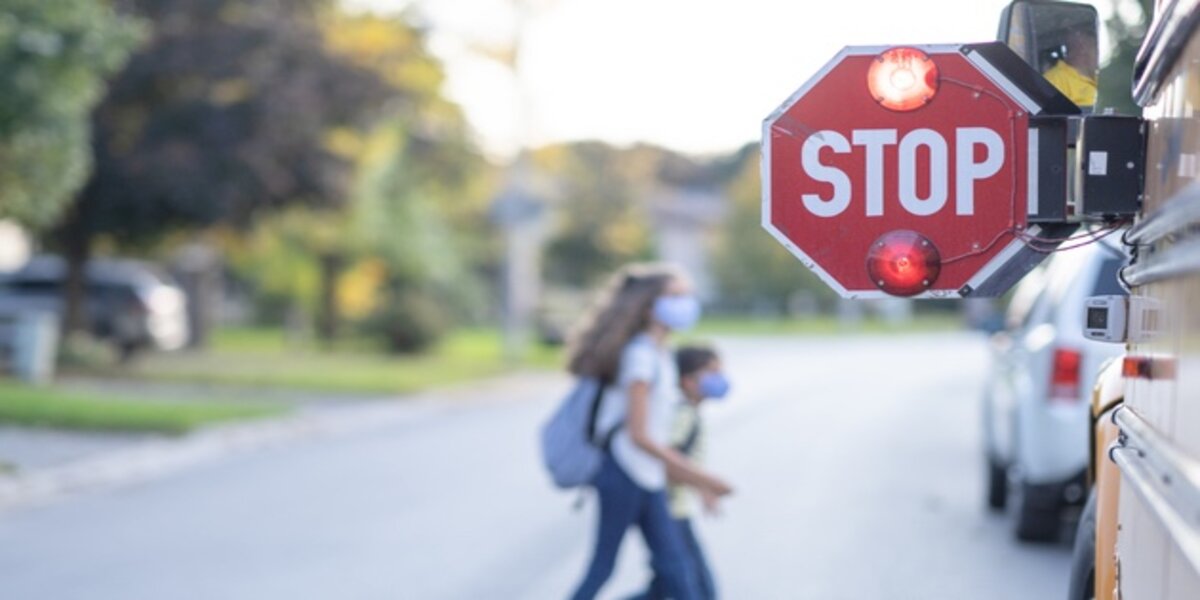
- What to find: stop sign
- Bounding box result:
[763,43,1075,298]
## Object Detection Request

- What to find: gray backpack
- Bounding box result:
[540,378,618,489]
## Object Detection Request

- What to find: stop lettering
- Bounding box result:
[800,127,1004,218]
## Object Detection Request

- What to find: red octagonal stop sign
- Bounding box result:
[763,43,1070,298]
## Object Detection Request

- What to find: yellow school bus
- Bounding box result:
[1070,1,1200,598]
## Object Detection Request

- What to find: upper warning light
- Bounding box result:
[867,47,939,111]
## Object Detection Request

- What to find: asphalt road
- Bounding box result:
[0,332,1071,599]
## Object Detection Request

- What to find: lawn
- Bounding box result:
[90,328,566,396]
[0,382,285,435]
[77,315,963,396]
[693,313,964,337]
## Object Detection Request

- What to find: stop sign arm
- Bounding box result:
[961,43,1081,118]
[961,223,1081,297]
[762,42,1091,299]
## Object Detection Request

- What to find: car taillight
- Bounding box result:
[1049,348,1082,402]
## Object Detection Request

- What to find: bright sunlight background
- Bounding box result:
[347,0,1128,157]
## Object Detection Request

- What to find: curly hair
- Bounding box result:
[566,263,684,380]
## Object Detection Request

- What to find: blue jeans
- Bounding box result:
[571,454,701,600]
[632,518,716,600]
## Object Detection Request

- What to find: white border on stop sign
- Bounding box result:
[760,44,1048,299]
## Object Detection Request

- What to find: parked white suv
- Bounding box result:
[0,256,189,358]
[981,239,1126,541]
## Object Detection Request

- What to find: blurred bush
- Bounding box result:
[337,258,388,322]
[363,285,448,355]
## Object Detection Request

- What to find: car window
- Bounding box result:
[1020,245,1094,328]
[1091,257,1128,296]
[1006,268,1048,330]
[7,278,61,294]
[1021,286,1054,329]
[91,282,138,303]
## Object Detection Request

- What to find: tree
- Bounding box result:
[711,144,835,314]
[1096,0,1152,115]
[325,12,494,348]
[220,12,492,352]
[0,0,140,228]
[57,0,393,340]
[534,141,660,288]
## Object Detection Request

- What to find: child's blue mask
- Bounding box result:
[652,295,701,331]
[698,372,731,400]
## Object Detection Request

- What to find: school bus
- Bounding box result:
[1065,0,1200,598]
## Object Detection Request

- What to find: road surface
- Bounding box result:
[0,332,1071,599]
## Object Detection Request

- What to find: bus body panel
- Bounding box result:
[1115,6,1200,597]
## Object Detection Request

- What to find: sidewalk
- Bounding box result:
[0,370,565,513]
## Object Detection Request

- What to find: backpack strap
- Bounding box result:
[601,421,623,451]
[675,415,701,456]
[584,379,608,443]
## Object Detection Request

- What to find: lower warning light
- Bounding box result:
[866,230,942,297]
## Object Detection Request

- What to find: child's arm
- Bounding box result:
[626,381,732,496]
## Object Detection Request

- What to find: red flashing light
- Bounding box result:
[865,230,941,297]
[1122,355,1178,380]
[867,47,939,111]
[1122,356,1145,378]
[1050,348,1082,401]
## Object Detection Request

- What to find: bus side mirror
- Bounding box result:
[998,0,1100,108]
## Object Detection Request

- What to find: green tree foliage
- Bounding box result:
[219,12,492,351]
[55,0,395,337]
[0,0,140,228]
[223,208,341,323]
[352,124,489,324]
[1096,0,1152,114]
[72,0,390,241]
[328,13,494,327]
[534,141,661,288]
[712,145,835,314]
[323,13,493,352]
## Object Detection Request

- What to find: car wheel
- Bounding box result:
[1014,481,1061,542]
[1067,489,1097,600]
[986,457,1007,511]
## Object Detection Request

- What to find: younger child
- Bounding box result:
[636,344,731,600]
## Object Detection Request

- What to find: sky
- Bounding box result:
[346,0,1119,159]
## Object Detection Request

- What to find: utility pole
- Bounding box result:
[488,0,555,364]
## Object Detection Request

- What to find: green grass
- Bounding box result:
[692,313,964,337]
[0,382,286,435]
[101,328,565,396]
[75,316,962,396]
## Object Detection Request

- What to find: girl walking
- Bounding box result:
[567,264,733,600]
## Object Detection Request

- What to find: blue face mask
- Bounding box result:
[698,372,731,400]
[652,295,701,331]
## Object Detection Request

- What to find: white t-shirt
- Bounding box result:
[594,333,680,491]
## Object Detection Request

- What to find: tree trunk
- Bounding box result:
[316,252,343,349]
[60,204,92,339]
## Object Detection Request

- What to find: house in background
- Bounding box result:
[650,186,726,303]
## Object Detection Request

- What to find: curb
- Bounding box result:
[0,399,442,514]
